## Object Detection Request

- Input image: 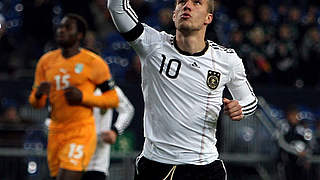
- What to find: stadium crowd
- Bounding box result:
[0,0,320,88]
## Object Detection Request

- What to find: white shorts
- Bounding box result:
[86,138,111,174]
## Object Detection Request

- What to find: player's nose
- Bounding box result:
[182,0,192,11]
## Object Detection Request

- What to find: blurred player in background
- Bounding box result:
[29,14,119,180]
[82,86,134,180]
[278,105,311,180]
[107,0,257,179]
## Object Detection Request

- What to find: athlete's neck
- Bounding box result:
[61,45,81,59]
[175,30,207,55]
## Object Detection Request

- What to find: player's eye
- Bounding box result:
[178,0,186,4]
[194,0,201,5]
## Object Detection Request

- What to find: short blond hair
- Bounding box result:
[175,0,214,13]
[208,0,214,13]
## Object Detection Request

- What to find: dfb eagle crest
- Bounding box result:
[206,70,221,90]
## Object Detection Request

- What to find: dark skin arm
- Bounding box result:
[35,84,82,106]
[64,86,83,105]
[35,82,51,99]
[64,86,119,108]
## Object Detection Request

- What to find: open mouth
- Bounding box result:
[181,13,191,19]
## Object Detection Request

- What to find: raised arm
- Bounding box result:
[107,0,164,62]
[107,0,143,41]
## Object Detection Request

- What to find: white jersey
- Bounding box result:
[108,0,257,165]
[86,86,134,174]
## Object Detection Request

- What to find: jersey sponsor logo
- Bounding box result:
[207,70,221,90]
[75,63,84,74]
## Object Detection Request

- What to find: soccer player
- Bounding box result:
[29,14,119,180]
[82,86,134,180]
[107,0,258,179]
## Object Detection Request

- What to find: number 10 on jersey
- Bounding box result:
[159,55,181,79]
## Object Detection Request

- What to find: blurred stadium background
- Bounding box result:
[0,0,320,179]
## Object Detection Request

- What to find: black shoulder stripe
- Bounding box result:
[97,78,115,93]
[210,43,235,53]
[120,23,144,42]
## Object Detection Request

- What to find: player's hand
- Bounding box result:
[101,130,118,144]
[35,82,51,99]
[223,98,243,121]
[64,86,83,105]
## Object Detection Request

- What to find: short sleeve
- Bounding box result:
[90,57,112,85]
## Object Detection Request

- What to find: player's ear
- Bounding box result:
[204,13,213,25]
[172,10,177,22]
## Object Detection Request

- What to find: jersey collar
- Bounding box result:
[173,37,209,56]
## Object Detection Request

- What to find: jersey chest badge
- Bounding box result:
[75,63,84,74]
[207,70,221,90]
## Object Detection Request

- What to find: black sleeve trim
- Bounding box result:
[123,0,138,23]
[120,23,144,42]
[243,104,258,114]
[243,104,258,116]
[243,111,255,116]
[243,98,258,109]
[111,125,119,135]
[97,78,115,93]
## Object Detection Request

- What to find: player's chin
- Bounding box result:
[177,22,192,30]
[56,39,73,48]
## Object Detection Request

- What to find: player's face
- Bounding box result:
[173,0,213,33]
[56,17,81,48]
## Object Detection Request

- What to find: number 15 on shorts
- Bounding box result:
[68,143,84,159]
